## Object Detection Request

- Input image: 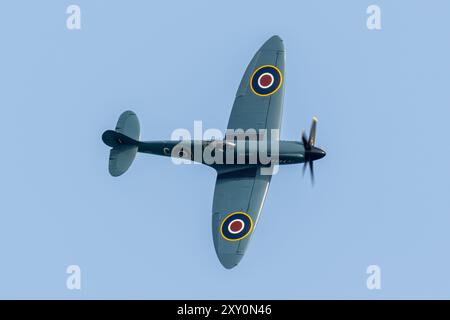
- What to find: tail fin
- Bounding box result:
[102,111,140,177]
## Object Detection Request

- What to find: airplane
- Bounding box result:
[102,35,326,269]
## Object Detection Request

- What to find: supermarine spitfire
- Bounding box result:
[102,35,326,269]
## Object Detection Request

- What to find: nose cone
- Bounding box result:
[318,148,326,159]
[311,147,326,161]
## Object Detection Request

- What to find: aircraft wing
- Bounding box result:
[211,36,285,268]
[212,166,271,268]
[227,35,285,133]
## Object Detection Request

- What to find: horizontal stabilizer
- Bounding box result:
[115,110,140,140]
[102,110,140,177]
[109,144,138,177]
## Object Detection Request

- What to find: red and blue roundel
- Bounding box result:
[250,65,283,96]
[220,212,253,241]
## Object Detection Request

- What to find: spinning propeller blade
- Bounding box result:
[302,117,320,185]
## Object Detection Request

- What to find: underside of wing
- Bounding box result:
[227,35,285,133]
[212,167,271,269]
[210,36,285,268]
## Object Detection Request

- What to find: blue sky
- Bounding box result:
[1,0,450,299]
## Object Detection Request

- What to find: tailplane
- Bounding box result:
[102,110,140,177]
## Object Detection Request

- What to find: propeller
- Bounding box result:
[302,117,318,184]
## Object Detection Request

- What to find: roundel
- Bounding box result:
[220,212,253,241]
[250,65,283,96]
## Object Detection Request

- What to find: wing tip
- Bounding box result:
[270,34,283,42]
[261,35,284,51]
[217,253,244,269]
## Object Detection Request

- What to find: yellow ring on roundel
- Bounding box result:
[220,211,254,242]
[250,65,283,97]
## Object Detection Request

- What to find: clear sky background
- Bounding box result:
[1,0,450,299]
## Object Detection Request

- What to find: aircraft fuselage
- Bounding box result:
[136,140,325,167]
